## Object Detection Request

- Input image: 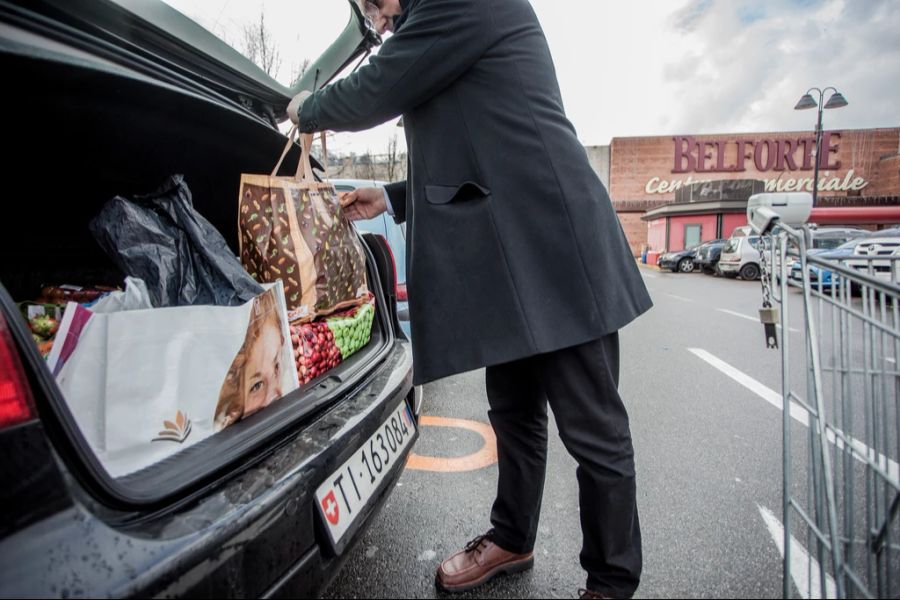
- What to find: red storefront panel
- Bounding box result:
[668,215,719,251]
[722,213,749,238]
[647,219,666,252]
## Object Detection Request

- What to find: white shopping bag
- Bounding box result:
[51,281,299,478]
[88,277,154,313]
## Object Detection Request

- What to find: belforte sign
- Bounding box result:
[671,133,841,173]
[641,132,869,195]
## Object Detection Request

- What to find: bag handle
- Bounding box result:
[271,126,329,183]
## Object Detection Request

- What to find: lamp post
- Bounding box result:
[794,87,848,207]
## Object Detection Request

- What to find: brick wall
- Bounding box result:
[609,128,900,202]
[617,212,648,256]
[607,127,899,257]
[870,155,900,196]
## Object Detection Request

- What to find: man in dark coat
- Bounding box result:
[289,0,652,597]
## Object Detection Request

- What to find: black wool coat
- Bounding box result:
[299,0,652,385]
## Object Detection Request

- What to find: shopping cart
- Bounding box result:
[751,195,900,599]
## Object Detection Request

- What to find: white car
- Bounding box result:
[720,226,869,281]
[844,232,900,285]
[717,235,764,279]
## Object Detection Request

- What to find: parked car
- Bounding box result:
[695,239,728,275]
[718,235,765,279]
[788,240,858,290]
[811,227,869,247]
[0,1,418,597]
[658,243,705,273]
[332,179,411,340]
[785,228,872,290]
[844,229,900,287]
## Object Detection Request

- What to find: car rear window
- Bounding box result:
[813,237,850,250]
[724,239,740,253]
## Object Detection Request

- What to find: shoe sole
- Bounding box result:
[435,555,535,594]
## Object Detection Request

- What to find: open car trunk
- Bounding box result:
[0,12,399,508]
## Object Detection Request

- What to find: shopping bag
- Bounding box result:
[49,281,299,478]
[289,294,376,384]
[238,130,369,322]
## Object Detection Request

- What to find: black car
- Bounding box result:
[695,239,729,275]
[0,0,418,597]
[658,241,715,273]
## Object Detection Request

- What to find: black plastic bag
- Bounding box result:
[89,174,263,307]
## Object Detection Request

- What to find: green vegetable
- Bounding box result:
[29,315,59,338]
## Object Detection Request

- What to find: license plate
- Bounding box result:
[315,401,416,546]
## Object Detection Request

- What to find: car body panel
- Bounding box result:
[332,179,411,340]
[658,243,707,272]
[719,235,764,277]
[0,342,414,598]
[696,241,727,273]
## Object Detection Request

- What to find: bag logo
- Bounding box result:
[152,410,192,444]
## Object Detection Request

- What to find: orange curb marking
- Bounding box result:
[406,416,498,472]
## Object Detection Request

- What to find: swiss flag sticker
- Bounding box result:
[321,490,340,526]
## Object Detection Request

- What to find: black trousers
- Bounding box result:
[485,332,642,597]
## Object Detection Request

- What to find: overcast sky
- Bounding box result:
[164,0,899,155]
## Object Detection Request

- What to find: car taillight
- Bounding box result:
[396,283,408,302]
[0,312,35,428]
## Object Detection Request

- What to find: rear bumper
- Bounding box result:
[718,261,740,273]
[0,340,415,599]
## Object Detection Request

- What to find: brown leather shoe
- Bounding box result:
[435,530,534,593]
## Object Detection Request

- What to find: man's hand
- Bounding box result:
[339,187,388,221]
[287,90,312,126]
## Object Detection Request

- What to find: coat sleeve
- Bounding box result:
[385,180,407,224]
[298,0,491,133]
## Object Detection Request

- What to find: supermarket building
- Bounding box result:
[586,127,900,255]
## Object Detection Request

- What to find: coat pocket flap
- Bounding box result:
[424,181,490,205]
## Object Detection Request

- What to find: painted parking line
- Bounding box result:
[640,271,659,279]
[687,348,899,484]
[716,308,800,333]
[406,416,497,472]
[664,293,693,303]
[758,504,836,599]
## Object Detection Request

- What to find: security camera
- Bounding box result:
[747,192,813,235]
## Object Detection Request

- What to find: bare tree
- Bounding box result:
[242,12,281,77]
[291,58,311,87]
[359,151,378,181]
[385,133,402,182]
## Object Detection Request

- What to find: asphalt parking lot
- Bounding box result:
[322,265,848,599]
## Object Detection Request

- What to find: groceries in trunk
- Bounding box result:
[291,295,376,385]
[10,159,378,478]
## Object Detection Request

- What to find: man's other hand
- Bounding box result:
[340,187,388,221]
[287,90,312,126]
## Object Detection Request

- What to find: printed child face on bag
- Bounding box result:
[214,287,289,431]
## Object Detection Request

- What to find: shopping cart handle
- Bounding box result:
[747,192,813,234]
[749,206,780,235]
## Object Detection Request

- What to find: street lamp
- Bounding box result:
[794,87,848,207]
